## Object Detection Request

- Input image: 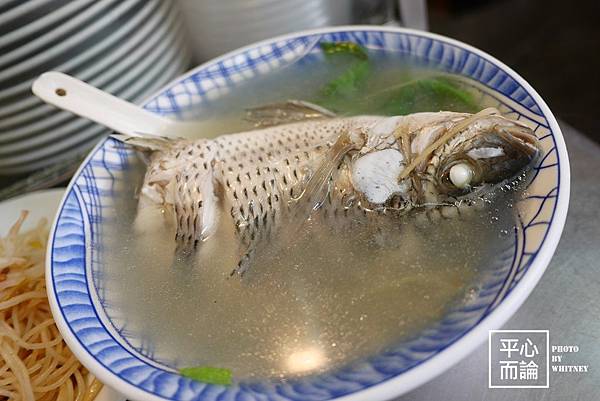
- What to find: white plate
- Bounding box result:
[0,1,91,51]
[0,0,52,28]
[0,7,177,147]
[0,36,189,169]
[0,187,126,401]
[0,188,64,235]
[0,0,168,104]
[0,0,130,74]
[0,4,183,148]
[0,50,189,173]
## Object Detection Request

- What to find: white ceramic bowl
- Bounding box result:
[46,26,569,401]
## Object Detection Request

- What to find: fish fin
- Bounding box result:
[289,131,356,225]
[174,169,219,253]
[134,138,219,253]
[245,100,336,127]
[229,130,357,276]
[230,247,256,277]
[111,133,177,152]
[226,208,263,277]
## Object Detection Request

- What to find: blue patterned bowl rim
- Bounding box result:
[46,26,570,401]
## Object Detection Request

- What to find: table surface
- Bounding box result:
[396,121,600,400]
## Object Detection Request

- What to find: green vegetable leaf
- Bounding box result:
[316,41,371,111]
[320,60,370,99]
[180,366,233,385]
[367,76,480,116]
[319,41,368,60]
[314,41,478,116]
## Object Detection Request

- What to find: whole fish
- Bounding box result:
[123,104,539,274]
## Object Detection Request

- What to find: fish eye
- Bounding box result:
[449,163,473,189]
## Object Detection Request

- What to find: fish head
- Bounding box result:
[420,115,540,203]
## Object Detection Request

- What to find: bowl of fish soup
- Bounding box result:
[47,26,569,401]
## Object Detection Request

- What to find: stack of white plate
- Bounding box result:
[177,0,353,61]
[0,0,191,175]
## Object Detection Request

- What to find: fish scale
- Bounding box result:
[212,119,372,261]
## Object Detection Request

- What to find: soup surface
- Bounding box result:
[99,49,520,380]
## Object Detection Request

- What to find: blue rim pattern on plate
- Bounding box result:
[49,29,561,400]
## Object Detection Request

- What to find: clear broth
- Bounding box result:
[100,51,517,380]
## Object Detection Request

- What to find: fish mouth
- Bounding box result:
[501,125,540,158]
[482,124,541,177]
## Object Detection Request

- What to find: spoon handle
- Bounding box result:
[32,71,171,137]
